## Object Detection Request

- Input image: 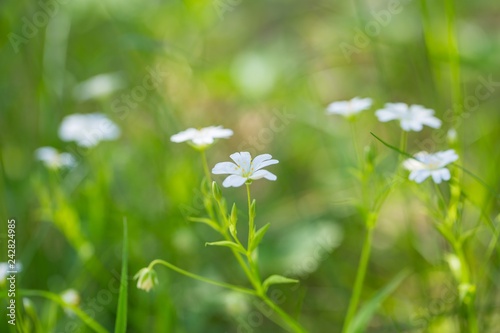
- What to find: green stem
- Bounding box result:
[349,119,362,169]
[246,183,254,244]
[200,150,212,182]
[149,259,257,296]
[342,224,374,333]
[261,295,307,333]
[20,289,109,333]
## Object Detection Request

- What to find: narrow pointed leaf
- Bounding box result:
[205,240,246,254]
[263,275,299,292]
[188,217,221,232]
[250,223,271,252]
[347,269,410,333]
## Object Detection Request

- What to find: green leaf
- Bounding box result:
[188,217,221,232]
[114,217,128,333]
[212,181,222,201]
[205,240,246,254]
[262,275,299,292]
[347,269,410,333]
[250,223,271,252]
[230,203,238,225]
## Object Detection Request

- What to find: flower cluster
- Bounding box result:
[170,127,279,187]
[35,113,121,170]
[326,97,457,184]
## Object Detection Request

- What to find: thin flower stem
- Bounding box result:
[149,259,257,296]
[246,183,254,242]
[342,224,374,333]
[261,294,307,333]
[200,149,212,182]
[349,119,362,168]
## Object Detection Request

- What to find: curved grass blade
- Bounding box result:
[114,217,128,333]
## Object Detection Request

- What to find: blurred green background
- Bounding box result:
[1,0,500,332]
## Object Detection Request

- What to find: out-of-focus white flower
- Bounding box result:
[403,149,458,184]
[212,152,278,188]
[0,262,22,286]
[447,128,458,144]
[170,126,233,149]
[58,113,120,147]
[73,72,125,101]
[375,103,442,131]
[35,147,75,169]
[134,267,159,292]
[61,289,80,306]
[326,97,373,117]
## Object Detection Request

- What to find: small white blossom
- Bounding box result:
[375,103,442,131]
[326,97,373,117]
[35,147,75,169]
[170,126,233,149]
[212,152,278,188]
[61,289,80,306]
[0,262,22,287]
[134,267,159,292]
[58,113,120,147]
[403,149,458,184]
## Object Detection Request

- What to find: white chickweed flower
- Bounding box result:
[326,97,373,118]
[134,267,159,292]
[61,289,80,307]
[58,113,121,147]
[35,147,76,169]
[212,152,279,188]
[170,126,233,149]
[375,103,442,132]
[403,149,458,184]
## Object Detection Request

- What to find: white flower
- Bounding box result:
[403,149,458,183]
[326,97,373,117]
[212,152,278,188]
[170,126,233,149]
[73,72,125,101]
[375,103,442,131]
[35,147,76,169]
[61,289,80,306]
[58,113,120,147]
[0,262,22,287]
[134,267,159,292]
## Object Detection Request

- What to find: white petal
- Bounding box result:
[203,126,233,139]
[222,175,247,188]
[212,162,240,175]
[35,147,58,162]
[326,101,349,115]
[249,170,277,181]
[252,154,279,171]
[351,97,372,111]
[230,152,252,171]
[403,158,424,171]
[409,169,431,183]
[436,149,459,166]
[170,128,198,143]
[375,109,400,122]
[421,116,442,129]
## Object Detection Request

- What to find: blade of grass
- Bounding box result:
[347,269,410,333]
[114,217,128,333]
